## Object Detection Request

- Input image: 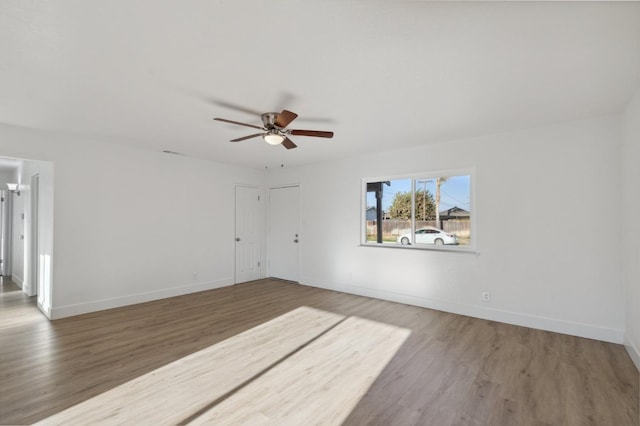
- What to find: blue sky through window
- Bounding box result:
[366,175,470,213]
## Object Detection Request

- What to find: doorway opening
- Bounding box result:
[0,156,53,318]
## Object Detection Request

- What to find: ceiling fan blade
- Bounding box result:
[282,137,297,150]
[289,129,334,138]
[274,110,298,128]
[213,118,263,130]
[210,99,263,116]
[230,133,263,142]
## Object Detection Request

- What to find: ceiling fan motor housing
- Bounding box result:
[261,112,279,130]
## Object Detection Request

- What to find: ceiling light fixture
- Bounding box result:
[263,131,285,145]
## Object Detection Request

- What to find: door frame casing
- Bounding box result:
[30,173,39,297]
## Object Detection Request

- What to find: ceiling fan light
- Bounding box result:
[264,133,285,145]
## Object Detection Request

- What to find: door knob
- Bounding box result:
[236,237,240,242]
[294,239,299,243]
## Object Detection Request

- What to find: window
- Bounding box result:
[363,170,474,250]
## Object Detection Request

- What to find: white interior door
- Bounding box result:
[268,186,300,282]
[235,186,261,283]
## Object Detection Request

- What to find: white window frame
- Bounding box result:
[361,167,476,252]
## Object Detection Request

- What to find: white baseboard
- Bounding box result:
[50,278,234,319]
[9,274,36,297]
[624,336,640,372]
[12,273,23,289]
[38,299,52,320]
[24,282,36,297]
[301,280,624,344]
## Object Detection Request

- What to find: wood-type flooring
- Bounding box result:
[1,277,638,425]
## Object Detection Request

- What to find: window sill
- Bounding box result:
[359,242,477,254]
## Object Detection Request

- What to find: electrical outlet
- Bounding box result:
[481,292,491,302]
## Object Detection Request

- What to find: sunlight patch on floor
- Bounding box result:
[36,306,410,426]
[192,315,410,425]
[0,308,44,331]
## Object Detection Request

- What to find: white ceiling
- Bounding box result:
[2,1,639,169]
[0,158,21,172]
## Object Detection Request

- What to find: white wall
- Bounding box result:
[0,169,18,188]
[0,123,265,318]
[623,88,640,370]
[267,115,625,343]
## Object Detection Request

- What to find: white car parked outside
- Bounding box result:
[397,227,458,245]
